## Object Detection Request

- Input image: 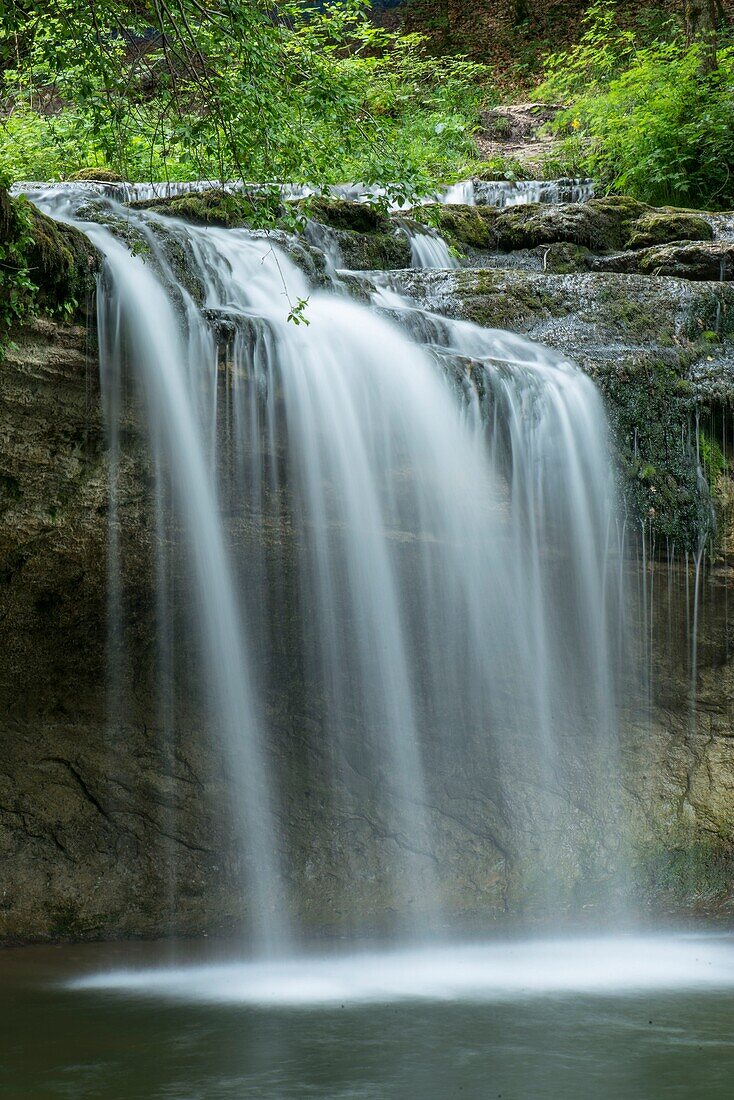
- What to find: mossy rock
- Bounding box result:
[540,241,594,273]
[457,195,713,261]
[625,212,714,251]
[333,228,412,271]
[298,197,392,235]
[594,241,734,281]
[492,196,650,253]
[0,188,98,335]
[69,168,124,183]
[26,206,99,311]
[413,203,499,252]
[379,266,734,548]
[595,353,704,545]
[446,268,571,330]
[135,188,284,229]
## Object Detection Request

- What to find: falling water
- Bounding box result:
[472,178,595,207]
[13,175,595,210]
[400,222,460,269]
[28,182,627,945]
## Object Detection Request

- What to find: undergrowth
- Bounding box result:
[537,1,734,209]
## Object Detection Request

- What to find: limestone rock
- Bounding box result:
[625,211,714,250]
[593,241,734,281]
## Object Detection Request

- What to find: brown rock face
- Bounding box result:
[0,320,244,942]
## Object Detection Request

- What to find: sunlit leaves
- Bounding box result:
[0,0,491,195]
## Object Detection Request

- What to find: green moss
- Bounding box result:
[476,196,714,258]
[492,197,650,253]
[337,230,412,271]
[634,840,734,907]
[452,269,569,330]
[542,241,594,273]
[596,353,707,547]
[429,203,499,251]
[699,432,734,536]
[25,206,99,312]
[602,296,668,341]
[69,167,124,183]
[136,188,283,228]
[0,187,98,352]
[408,203,497,252]
[625,212,714,251]
[300,197,391,235]
[700,433,728,487]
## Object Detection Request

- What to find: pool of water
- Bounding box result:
[3,932,734,1098]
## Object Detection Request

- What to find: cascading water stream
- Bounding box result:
[29,183,628,949]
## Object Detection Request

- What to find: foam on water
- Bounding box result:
[68,935,734,1007]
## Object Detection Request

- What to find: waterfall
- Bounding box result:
[400,222,460,269]
[29,184,626,947]
[13,176,595,210]
[472,179,595,207]
[439,178,594,207]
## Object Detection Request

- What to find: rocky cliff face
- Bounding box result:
[1,307,238,937]
[3,196,734,943]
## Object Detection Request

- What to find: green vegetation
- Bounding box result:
[0,177,36,349]
[0,174,98,354]
[0,1,490,198]
[538,1,734,209]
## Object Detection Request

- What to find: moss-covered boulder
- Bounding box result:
[625,212,714,250]
[26,207,99,312]
[296,198,412,270]
[432,197,713,262]
[334,229,412,270]
[412,203,499,252]
[134,188,283,228]
[489,196,649,253]
[298,197,392,235]
[68,168,124,183]
[594,241,734,281]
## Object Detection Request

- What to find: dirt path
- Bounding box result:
[475,102,565,175]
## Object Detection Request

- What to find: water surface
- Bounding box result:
[3,932,734,1098]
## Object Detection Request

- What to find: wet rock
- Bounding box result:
[25,207,99,312]
[625,211,714,250]
[0,319,248,943]
[297,198,412,270]
[0,188,99,326]
[426,197,714,263]
[593,241,734,281]
[69,168,124,183]
[413,203,499,252]
[489,195,649,252]
[380,266,734,547]
[297,197,392,235]
[4,312,734,938]
[133,188,283,228]
[325,227,412,270]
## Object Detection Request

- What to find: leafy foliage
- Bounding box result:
[0,174,99,353]
[0,175,37,353]
[538,1,734,209]
[0,1,489,198]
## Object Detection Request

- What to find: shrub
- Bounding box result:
[538,1,734,210]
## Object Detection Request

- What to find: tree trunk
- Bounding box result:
[684,0,720,73]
